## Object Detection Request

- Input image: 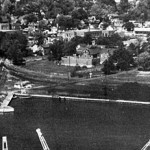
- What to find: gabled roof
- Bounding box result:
[88,46,101,55]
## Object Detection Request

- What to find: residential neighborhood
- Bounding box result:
[1,0,150,150]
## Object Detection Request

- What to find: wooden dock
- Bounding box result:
[1,91,14,107]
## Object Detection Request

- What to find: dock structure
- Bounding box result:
[1,91,14,107]
[141,139,150,150]
[0,91,14,113]
[14,93,150,105]
[2,136,8,150]
[36,128,50,150]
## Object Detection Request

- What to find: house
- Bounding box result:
[99,48,116,64]
[134,28,150,35]
[58,30,75,41]
[61,44,102,68]
[112,19,123,29]
[88,16,96,23]
[61,43,116,67]
[85,26,115,39]
[123,38,140,48]
[61,54,93,68]
[0,23,10,30]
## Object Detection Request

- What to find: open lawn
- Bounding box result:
[25,59,75,76]
[3,58,150,101]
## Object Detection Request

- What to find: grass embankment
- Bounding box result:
[24,59,150,84]
[2,60,77,84]
[25,59,74,75]
[24,60,150,101]
[3,58,150,101]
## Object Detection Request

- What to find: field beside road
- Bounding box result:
[22,59,150,102]
[2,58,150,102]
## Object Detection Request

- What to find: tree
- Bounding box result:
[59,0,74,15]
[102,59,116,74]
[138,51,150,71]
[111,47,135,71]
[91,2,115,19]
[6,40,25,65]
[122,21,135,31]
[131,0,150,23]
[81,33,92,45]
[34,31,46,46]
[48,40,64,61]
[38,19,49,30]
[72,8,88,21]
[102,45,135,74]
[0,31,28,63]
[127,43,138,56]
[38,0,74,18]
[63,40,77,56]
[97,0,116,7]
[56,15,74,30]
[96,33,122,47]
[23,13,38,24]
[140,42,150,54]
[22,2,40,15]
[117,0,130,14]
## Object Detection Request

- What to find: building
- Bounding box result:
[61,44,114,67]
[61,44,101,68]
[134,28,150,35]
[58,30,75,41]
[0,23,10,30]
[61,54,93,68]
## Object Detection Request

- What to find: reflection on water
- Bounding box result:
[0,97,150,150]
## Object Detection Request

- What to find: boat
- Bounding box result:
[0,106,14,113]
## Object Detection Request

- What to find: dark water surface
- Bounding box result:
[0,98,150,150]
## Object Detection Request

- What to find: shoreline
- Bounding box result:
[14,92,150,106]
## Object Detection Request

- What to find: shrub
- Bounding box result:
[82,66,87,69]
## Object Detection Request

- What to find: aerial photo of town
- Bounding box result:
[1,0,150,150]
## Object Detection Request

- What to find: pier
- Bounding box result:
[14,93,150,105]
[0,91,14,113]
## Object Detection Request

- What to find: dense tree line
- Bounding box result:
[48,33,92,61]
[102,44,136,74]
[0,31,29,65]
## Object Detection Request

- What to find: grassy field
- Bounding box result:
[24,59,150,84]
[3,58,150,101]
[25,59,74,76]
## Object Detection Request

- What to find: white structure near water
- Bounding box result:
[61,54,93,68]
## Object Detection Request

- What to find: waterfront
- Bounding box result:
[0,98,150,150]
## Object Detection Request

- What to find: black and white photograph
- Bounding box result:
[0,0,150,150]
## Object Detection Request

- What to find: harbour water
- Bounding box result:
[0,97,150,150]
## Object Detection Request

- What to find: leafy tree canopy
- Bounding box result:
[0,31,28,65]
[71,8,88,21]
[49,39,64,61]
[90,2,115,19]
[102,44,135,74]
[138,51,150,71]
[129,0,150,22]
[56,15,74,30]
[122,21,135,31]
[117,0,130,14]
